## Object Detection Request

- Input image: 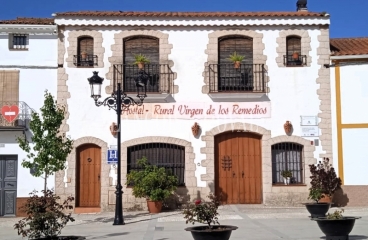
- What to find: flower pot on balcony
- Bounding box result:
[137,62,145,69]
[81,52,87,59]
[234,61,241,69]
[292,52,299,60]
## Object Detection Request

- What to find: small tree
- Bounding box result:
[17,91,73,193]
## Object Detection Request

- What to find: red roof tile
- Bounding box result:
[330,38,368,56]
[54,11,327,18]
[0,17,54,25]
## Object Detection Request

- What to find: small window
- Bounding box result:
[9,34,29,50]
[272,142,304,185]
[74,36,96,67]
[127,142,185,186]
[285,36,305,66]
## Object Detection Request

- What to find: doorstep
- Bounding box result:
[74,207,101,214]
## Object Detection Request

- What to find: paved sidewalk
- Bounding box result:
[1,206,368,240]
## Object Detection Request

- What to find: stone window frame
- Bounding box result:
[202,30,268,94]
[200,123,316,204]
[66,30,104,68]
[105,30,177,95]
[276,29,312,67]
[55,137,111,211]
[120,136,196,208]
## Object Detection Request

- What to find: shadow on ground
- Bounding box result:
[320,235,368,240]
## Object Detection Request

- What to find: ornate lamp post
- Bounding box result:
[87,71,147,225]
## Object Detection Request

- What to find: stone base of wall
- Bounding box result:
[16,197,29,217]
[333,185,368,207]
[264,192,308,207]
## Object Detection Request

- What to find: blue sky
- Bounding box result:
[1,0,367,38]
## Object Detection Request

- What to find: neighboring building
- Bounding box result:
[0,18,58,216]
[52,1,333,213]
[329,37,368,206]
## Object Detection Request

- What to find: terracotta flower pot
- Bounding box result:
[147,200,163,213]
[319,195,332,203]
[234,61,241,69]
[292,52,299,60]
[137,62,145,69]
[81,52,87,59]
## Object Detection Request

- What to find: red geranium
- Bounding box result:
[195,200,201,205]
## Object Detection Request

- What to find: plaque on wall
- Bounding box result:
[300,116,318,126]
[301,126,319,137]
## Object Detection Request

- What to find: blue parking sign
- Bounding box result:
[107,150,118,164]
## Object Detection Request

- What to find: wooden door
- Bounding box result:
[215,132,262,204]
[76,144,101,207]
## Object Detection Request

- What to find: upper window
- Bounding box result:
[123,36,161,93]
[9,34,28,50]
[74,36,96,67]
[271,142,304,185]
[284,36,306,66]
[127,142,185,186]
[208,35,266,93]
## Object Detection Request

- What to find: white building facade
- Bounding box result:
[0,18,58,216]
[330,37,368,206]
[52,6,333,213]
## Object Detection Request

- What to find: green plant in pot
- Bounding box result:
[183,193,238,240]
[228,52,245,69]
[312,208,361,239]
[281,170,292,185]
[126,156,178,213]
[134,54,150,69]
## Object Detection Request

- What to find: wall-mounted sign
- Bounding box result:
[107,150,118,164]
[1,105,19,123]
[301,126,319,137]
[121,102,271,120]
[300,116,318,126]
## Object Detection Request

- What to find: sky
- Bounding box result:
[1,0,367,38]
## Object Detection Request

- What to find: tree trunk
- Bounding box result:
[44,171,48,196]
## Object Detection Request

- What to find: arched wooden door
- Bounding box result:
[215,131,262,204]
[76,144,101,207]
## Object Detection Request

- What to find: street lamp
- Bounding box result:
[87,71,147,225]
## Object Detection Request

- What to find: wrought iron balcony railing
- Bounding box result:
[0,101,34,130]
[208,63,267,93]
[113,64,174,94]
[284,55,307,66]
[73,55,98,67]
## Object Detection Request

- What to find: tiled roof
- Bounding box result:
[0,17,55,25]
[330,38,368,56]
[54,11,327,18]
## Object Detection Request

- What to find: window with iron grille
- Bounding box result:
[9,34,29,50]
[127,143,185,186]
[285,36,304,66]
[217,36,254,91]
[271,142,304,184]
[76,37,95,67]
[123,36,160,92]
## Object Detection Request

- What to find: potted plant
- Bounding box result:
[183,193,238,240]
[14,189,85,240]
[134,53,150,69]
[228,52,245,69]
[312,209,361,239]
[81,51,87,59]
[126,156,178,214]
[281,170,292,185]
[292,51,299,60]
[305,187,331,218]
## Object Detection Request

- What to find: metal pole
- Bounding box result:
[113,82,125,225]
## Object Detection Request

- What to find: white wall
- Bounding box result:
[0,34,57,67]
[63,26,325,187]
[0,30,58,196]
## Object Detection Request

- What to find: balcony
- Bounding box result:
[208,63,268,102]
[73,55,98,67]
[0,101,34,131]
[284,55,307,66]
[113,64,175,103]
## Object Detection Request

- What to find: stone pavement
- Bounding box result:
[1,205,368,240]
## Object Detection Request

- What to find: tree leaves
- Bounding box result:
[17,90,73,191]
